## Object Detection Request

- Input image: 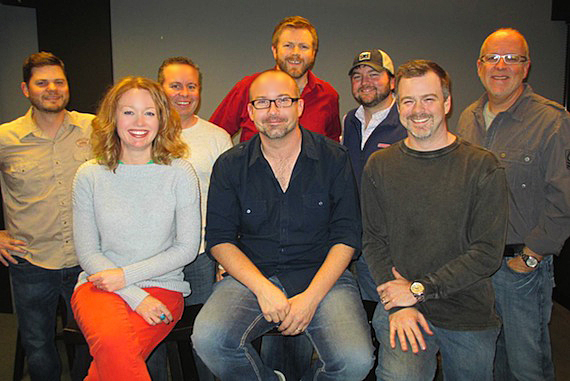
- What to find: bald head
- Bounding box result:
[480,28,529,59]
[249,70,300,100]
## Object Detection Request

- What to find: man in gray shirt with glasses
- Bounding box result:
[454,28,570,381]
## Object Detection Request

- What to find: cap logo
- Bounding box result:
[359,52,371,62]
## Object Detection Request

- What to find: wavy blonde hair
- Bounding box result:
[92,76,187,171]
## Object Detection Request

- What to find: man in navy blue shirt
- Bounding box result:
[192,70,374,381]
[343,49,407,303]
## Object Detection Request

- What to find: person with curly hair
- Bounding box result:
[70,76,201,380]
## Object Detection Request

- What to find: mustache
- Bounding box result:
[408,113,432,120]
[285,54,303,61]
[262,116,288,123]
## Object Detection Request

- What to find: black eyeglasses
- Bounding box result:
[479,54,528,65]
[250,97,300,110]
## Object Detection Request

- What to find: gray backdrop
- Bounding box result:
[1,0,567,127]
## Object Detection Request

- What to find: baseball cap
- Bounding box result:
[349,49,394,76]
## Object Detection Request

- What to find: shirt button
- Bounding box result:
[499,152,506,158]
[55,161,60,165]
[521,183,527,188]
[245,209,251,214]
[524,156,530,162]
[279,248,284,253]
[318,201,323,206]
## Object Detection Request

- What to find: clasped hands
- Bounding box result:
[88,268,173,326]
[377,267,434,354]
[257,283,318,336]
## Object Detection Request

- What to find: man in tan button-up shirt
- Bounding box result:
[0,52,93,381]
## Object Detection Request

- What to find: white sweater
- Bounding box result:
[72,158,201,309]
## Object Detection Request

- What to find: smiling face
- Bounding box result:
[161,63,200,123]
[272,27,316,80]
[351,65,394,109]
[397,71,451,142]
[21,65,69,114]
[247,71,304,140]
[477,30,530,109]
[116,88,160,161]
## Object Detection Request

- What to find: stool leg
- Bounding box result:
[167,341,184,381]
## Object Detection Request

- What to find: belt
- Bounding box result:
[503,244,524,257]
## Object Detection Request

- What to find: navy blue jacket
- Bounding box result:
[343,104,407,190]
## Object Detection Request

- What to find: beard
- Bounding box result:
[29,93,69,114]
[257,116,295,139]
[276,54,314,79]
[354,86,392,108]
[404,113,437,140]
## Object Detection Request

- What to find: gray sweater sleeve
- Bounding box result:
[361,160,394,287]
[420,162,508,300]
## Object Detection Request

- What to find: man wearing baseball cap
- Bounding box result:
[343,49,407,302]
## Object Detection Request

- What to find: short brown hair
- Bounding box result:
[92,77,187,171]
[272,16,318,53]
[157,56,202,86]
[395,60,451,100]
[23,52,66,84]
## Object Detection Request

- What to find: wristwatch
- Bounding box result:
[410,281,425,303]
[519,253,539,268]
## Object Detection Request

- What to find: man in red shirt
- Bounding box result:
[210,16,341,142]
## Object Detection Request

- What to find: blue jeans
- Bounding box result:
[260,333,313,380]
[183,252,216,306]
[192,271,375,381]
[354,254,381,302]
[373,304,499,381]
[493,255,555,381]
[9,257,81,381]
[148,252,217,381]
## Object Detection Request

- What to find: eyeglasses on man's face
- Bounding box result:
[479,53,528,65]
[250,97,300,110]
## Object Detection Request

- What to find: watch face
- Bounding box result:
[525,256,539,268]
[411,282,425,295]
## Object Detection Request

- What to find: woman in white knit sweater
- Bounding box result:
[71,77,200,381]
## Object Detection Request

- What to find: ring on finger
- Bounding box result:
[159,313,166,320]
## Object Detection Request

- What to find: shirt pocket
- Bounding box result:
[73,146,92,163]
[241,200,268,233]
[2,160,43,198]
[302,193,329,229]
[496,148,537,192]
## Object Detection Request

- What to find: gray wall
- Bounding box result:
[1,1,567,127]
[0,4,37,124]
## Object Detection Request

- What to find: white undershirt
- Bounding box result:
[483,102,497,130]
[355,99,395,149]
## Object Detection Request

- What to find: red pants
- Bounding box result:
[72,283,183,381]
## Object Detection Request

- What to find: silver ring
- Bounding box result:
[159,313,166,320]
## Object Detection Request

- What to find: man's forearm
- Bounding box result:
[210,242,274,296]
[301,243,354,304]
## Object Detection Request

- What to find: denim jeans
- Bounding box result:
[493,255,555,381]
[147,252,217,381]
[9,257,81,381]
[192,271,375,381]
[373,304,499,381]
